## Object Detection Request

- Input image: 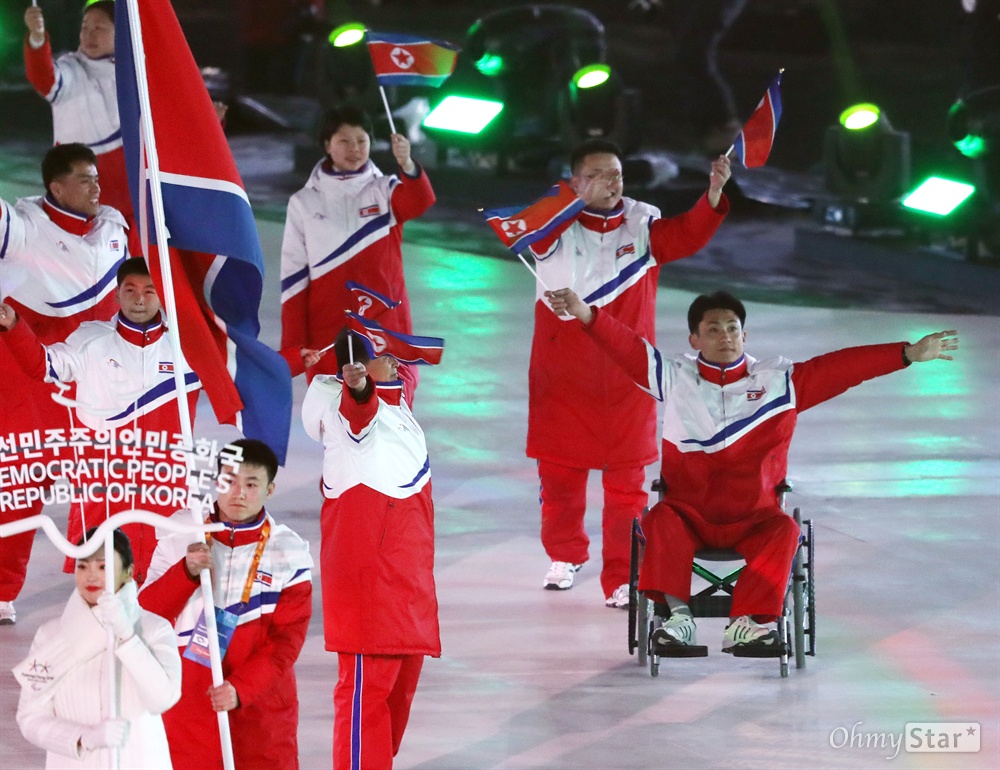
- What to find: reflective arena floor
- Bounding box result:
[0,162,998,769]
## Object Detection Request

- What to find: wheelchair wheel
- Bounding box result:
[637,595,649,667]
[793,508,807,670]
[806,518,816,656]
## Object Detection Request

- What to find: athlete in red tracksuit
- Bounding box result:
[0,144,127,622]
[23,2,138,255]
[528,139,731,606]
[139,439,313,770]
[302,332,439,770]
[0,259,200,584]
[547,286,959,650]
[279,106,435,380]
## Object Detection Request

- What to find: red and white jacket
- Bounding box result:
[527,193,728,469]
[4,311,200,433]
[302,366,440,656]
[279,159,435,377]
[23,37,132,221]
[584,307,909,521]
[24,37,121,155]
[0,195,127,345]
[139,508,313,770]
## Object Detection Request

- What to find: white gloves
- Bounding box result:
[95,593,135,643]
[79,719,128,751]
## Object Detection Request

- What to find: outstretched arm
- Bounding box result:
[546,288,668,401]
[793,330,960,412]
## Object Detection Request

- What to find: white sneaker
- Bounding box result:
[652,613,697,646]
[543,561,581,590]
[0,601,15,625]
[605,584,630,609]
[722,615,779,650]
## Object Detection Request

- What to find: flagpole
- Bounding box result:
[378,86,397,134]
[122,1,236,768]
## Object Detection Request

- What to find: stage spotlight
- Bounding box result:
[329,22,366,49]
[421,4,638,173]
[823,102,911,202]
[902,177,976,217]
[423,95,504,135]
[948,86,1000,160]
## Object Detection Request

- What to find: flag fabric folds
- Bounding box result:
[733,72,783,168]
[482,181,585,254]
[365,31,460,87]
[115,0,292,461]
[346,312,444,366]
[345,280,401,321]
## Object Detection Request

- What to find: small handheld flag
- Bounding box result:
[346,312,444,366]
[366,31,460,135]
[365,31,460,87]
[345,280,401,320]
[483,180,584,255]
[731,71,783,168]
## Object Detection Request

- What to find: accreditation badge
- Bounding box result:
[183,608,239,667]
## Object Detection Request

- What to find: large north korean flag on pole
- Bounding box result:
[366,31,460,87]
[115,0,292,461]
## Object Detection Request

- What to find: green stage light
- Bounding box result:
[329,22,366,48]
[573,64,610,90]
[839,103,881,130]
[423,95,504,134]
[901,177,975,216]
[475,53,504,77]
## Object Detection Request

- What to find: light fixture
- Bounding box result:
[901,177,976,216]
[329,22,366,48]
[423,95,504,134]
[839,103,880,130]
[572,64,610,90]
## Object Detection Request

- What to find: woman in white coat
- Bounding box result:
[13,529,181,769]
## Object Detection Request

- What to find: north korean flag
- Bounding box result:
[366,31,460,87]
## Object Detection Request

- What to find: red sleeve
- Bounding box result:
[138,559,201,623]
[339,377,379,433]
[398,364,417,410]
[389,165,435,224]
[1,319,48,380]
[23,35,56,97]
[648,192,729,266]
[792,342,908,412]
[583,305,661,393]
[279,290,309,378]
[226,581,312,708]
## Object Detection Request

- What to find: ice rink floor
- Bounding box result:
[0,171,998,769]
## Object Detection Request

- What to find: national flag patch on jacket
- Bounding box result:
[365,31,460,87]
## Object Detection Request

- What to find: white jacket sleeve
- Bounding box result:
[115,612,182,714]
[0,198,27,263]
[15,624,90,761]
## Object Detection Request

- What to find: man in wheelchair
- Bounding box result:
[545,287,958,653]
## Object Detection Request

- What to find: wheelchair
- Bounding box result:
[627,480,815,678]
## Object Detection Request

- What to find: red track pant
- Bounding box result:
[538,460,647,598]
[334,653,423,770]
[638,502,801,620]
[0,499,41,602]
